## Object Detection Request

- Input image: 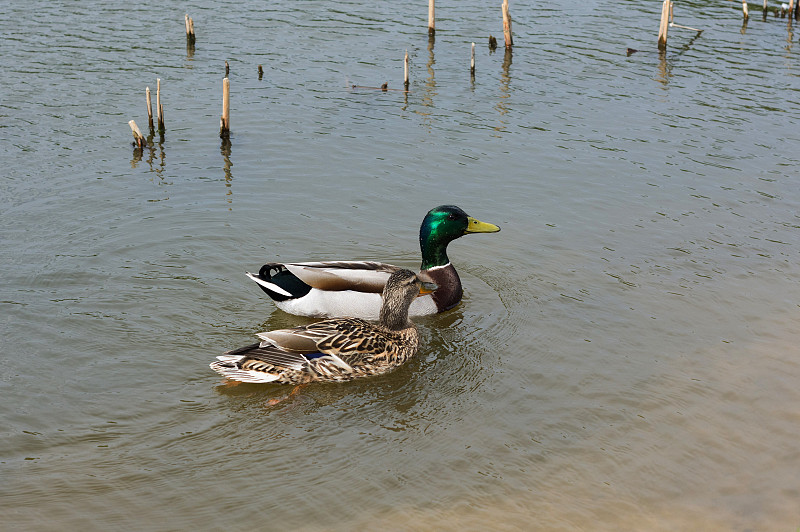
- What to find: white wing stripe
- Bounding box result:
[245,272,293,297]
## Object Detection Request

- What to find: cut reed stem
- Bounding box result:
[146,86,154,131]
[220,77,230,138]
[156,78,165,135]
[502,0,513,48]
[128,120,146,148]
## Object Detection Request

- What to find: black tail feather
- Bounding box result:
[254,263,312,302]
[223,342,261,358]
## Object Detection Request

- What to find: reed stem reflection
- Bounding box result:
[416,35,437,126]
[221,137,233,205]
[494,48,512,133]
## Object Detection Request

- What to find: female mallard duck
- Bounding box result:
[246,205,499,320]
[210,269,436,384]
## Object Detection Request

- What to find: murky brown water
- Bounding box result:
[2,0,800,529]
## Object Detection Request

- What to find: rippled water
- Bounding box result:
[3,0,800,529]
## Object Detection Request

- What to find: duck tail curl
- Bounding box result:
[246,263,312,301]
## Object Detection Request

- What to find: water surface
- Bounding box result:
[2,0,800,529]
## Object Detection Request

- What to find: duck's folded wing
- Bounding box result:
[283,261,399,293]
[256,328,323,353]
[219,342,310,371]
[254,324,356,372]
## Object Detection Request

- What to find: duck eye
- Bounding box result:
[447,214,456,220]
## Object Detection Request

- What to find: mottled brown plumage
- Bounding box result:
[210,270,436,384]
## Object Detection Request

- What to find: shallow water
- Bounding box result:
[2,0,800,529]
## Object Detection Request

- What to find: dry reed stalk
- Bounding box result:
[658,0,670,50]
[502,0,513,48]
[220,77,230,138]
[404,50,409,89]
[128,120,146,148]
[470,42,476,76]
[156,78,165,134]
[146,86,153,131]
[185,14,196,43]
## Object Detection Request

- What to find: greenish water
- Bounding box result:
[2,0,800,529]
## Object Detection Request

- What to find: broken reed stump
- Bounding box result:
[404,50,410,90]
[742,0,749,19]
[146,86,154,131]
[489,34,498,50]
[185,14,196,44]
[428,0,435,35]
[156,78,165,135]
[128,120,146,148]
[185,14,195,57]
[258,64,264,80]
[220,77,230,139]
[502,0,513,48]
[470,42,476,77]
[658,0,670,50]
[225,60,229,77]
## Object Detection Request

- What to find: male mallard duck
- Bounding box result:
[245,205,500,320]
[210,269,436,384]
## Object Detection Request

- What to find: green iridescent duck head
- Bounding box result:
[418,205,500,270]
